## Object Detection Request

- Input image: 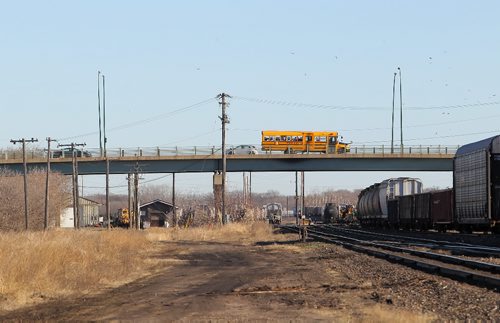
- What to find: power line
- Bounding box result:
[233,95,499,111]
[57,98,215,141]
[361,129,500,144]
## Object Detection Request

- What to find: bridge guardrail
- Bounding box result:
[0,144,459,160]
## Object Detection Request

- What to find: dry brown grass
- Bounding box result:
[146,221,285,244]
[0,169,70,230]
[0,229,156,310]
[0,222,284,311]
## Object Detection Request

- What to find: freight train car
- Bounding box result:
[323,203,339,223]
[388,190,452,231]
[357,177,423,226]
[265,203,282,224]
[453,135,500,232]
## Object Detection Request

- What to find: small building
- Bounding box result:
[60,197,101,228]
[139,199,178,228]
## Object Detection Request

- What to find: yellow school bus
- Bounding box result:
[261,130,350,154]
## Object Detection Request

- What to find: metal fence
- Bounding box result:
[0,144,459,160]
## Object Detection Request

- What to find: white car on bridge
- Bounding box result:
[226,145,259,155]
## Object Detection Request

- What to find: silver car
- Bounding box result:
[226,145,259,155]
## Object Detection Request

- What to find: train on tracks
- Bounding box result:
[357,136,500,233]
[265,203,283,224]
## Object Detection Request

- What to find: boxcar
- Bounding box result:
[430,189,454,232]
[387,199,399,228]
[414,192,431,230]
[454,136,500,232]
[398,195,414,229]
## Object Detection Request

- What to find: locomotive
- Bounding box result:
[265,203,283,224]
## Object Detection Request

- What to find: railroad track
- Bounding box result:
[320,225,500,258]
[281,224,500,291]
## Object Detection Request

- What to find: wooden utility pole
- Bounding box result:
[10,138,38,230]
[301,171,305,219]
[127,173,135,229]
[133,163,140,229]
[217,93,230,224]
[172,173,176,227]
[58,142,85,229]
[44,137,56,230]
[106,158,110,230]
[295,171,299,224]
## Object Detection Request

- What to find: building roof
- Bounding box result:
[455,135,500,156]
[139,199,175,208]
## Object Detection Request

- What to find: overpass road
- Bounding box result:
[0,151,453,175]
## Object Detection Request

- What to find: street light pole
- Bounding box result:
[98,71,103,157]
[102,74,107,157]
[398,67,403,153]
[391,72,397,154]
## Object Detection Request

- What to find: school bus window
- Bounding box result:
[306,136,312,142]
[286,136,291,141]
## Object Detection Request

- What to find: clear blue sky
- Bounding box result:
[1,1,499,196]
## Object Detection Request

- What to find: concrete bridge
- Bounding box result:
[0,149,454,175]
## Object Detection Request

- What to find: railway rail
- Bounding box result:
[322,225,500,258]
[281,224,500,291]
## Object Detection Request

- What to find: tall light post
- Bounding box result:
[391,72,397,154]
[98,71,103,157]
[102,74,107,157]
[398,67,403,153]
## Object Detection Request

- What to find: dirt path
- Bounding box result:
[0,234,498,321]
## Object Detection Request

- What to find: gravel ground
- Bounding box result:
[315,242,500,320]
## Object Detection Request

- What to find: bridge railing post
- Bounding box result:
[194,146,197,155]
[157,147,160,157]
[382,144,384,156]
[175,146,178,155]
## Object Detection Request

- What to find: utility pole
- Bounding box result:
[44,137,56,230]
[106,157,110,230]
[217,93,230,225]
[391,72,397,154]
[295,171,299,225]
[58,142,85,229]
[172,173,176,227]
[98,71,103,157]
[127,173,134,229]
[301,171,305,220]
[10,138,38,230]
[249,172,252,208]
[398,67,403,153]
[134,164,140,229]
